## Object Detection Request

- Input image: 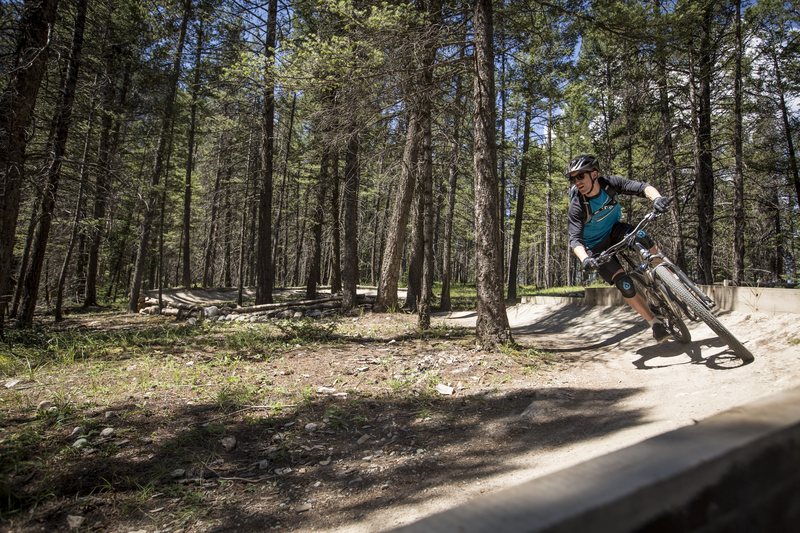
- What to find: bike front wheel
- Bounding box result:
[632,273,691,344]
[654,269,755,363]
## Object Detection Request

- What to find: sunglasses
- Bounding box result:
[570,171,592,184]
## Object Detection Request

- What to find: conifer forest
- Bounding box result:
[1,0,799,336]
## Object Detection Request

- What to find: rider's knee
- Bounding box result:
[614,274,637,298]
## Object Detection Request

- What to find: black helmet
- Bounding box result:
[565,154,600,180]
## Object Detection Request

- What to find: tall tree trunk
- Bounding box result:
[329,155,342,293]
[86,12,130,307]
[307,148,330,299]
[655,0,686,273]
[270,92,296,287]
[732,0,745,286]
[223,166,233,287]
[292,190,308,286]
[202,136,224,287]
[56,103,95,320]
[237,140,252,306]
[11,197,41,319]
[341,133,360,311]
[128,0,190,312]
[508,104,531,301]
[256,0,278,304]
[0,0,60,330]
[369,193,382,285]
[18,0,87,325]
[404,161,425,311]
[695,4,715,285]
[544,104,553,289]
[418,98,435,330]
[375,113,421,312]
[182,18,204,288]
[441,48,464,312]
[473,0,511,346]
[499,37,507,283]
[772,187,784,279]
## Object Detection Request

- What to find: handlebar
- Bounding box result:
[593,196,672,266]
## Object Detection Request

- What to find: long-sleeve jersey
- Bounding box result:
[567,174,650,251]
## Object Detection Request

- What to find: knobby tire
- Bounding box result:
[654,269,755,363]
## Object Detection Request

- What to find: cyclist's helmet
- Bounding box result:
[565,154,600,181]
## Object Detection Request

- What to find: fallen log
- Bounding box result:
[232,296,342,314]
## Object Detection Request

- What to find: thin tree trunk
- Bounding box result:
[18,0,87,324]
[271,92,296,286]
[341,133,360,311]
[544,104,552,289]
[256,0,277,304]
[237,154,251,306]
[418,99,435,330]
[223,166,233,287]
[733,0,745,286]
[473,0,511,346]
[655,0,686,272]
[405,163,425,311]
[11,197,40,317]
[329,155,342,293]
[369,193,381,285]
[695,5,715,285]
[55,102,95,320]
[441,51,464,312]
[293,190,308,286]
[182,18,204,288]
[202,136,224,287]
[307,147,329,299]
[374,113,421,312]
[128,0,190,312]
[507,104,530,301]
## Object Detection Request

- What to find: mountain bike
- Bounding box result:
[594,201,755,363]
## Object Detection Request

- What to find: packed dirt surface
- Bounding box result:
[334,303,800,532]
[2,296,799,533]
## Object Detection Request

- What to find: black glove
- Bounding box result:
[653,196,669,214]
[582,256,599,271]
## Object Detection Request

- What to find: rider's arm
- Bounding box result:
[643,186,662,202]
[573,245,589,262]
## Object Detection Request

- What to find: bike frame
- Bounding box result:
[595,209,717,315]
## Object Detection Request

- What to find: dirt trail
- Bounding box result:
[335,302,800,532]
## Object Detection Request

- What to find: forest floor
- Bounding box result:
[1,289,799,533]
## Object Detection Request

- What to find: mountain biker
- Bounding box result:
[565,154,671,343]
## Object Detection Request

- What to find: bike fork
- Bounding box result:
[652,262,716,310]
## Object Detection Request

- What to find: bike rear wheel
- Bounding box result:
[654,269,755,362]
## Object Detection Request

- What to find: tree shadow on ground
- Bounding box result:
[4,385,647,532]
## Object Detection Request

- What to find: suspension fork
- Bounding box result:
[652,262,716,310]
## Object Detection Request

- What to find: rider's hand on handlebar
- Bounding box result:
[582,256,599,271]
[653,196,670,213]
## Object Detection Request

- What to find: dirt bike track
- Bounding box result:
[337,302,800,532]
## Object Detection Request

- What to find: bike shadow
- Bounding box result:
[633,336,752,370]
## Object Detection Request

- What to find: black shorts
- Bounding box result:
[588,222,635,284]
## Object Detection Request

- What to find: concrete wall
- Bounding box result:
[522,286,800,315]
[390,387,800,533]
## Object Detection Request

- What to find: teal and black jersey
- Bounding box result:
[581,190,621,248]
[567,175,650,252]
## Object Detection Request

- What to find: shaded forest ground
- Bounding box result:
[1,290,799,533]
